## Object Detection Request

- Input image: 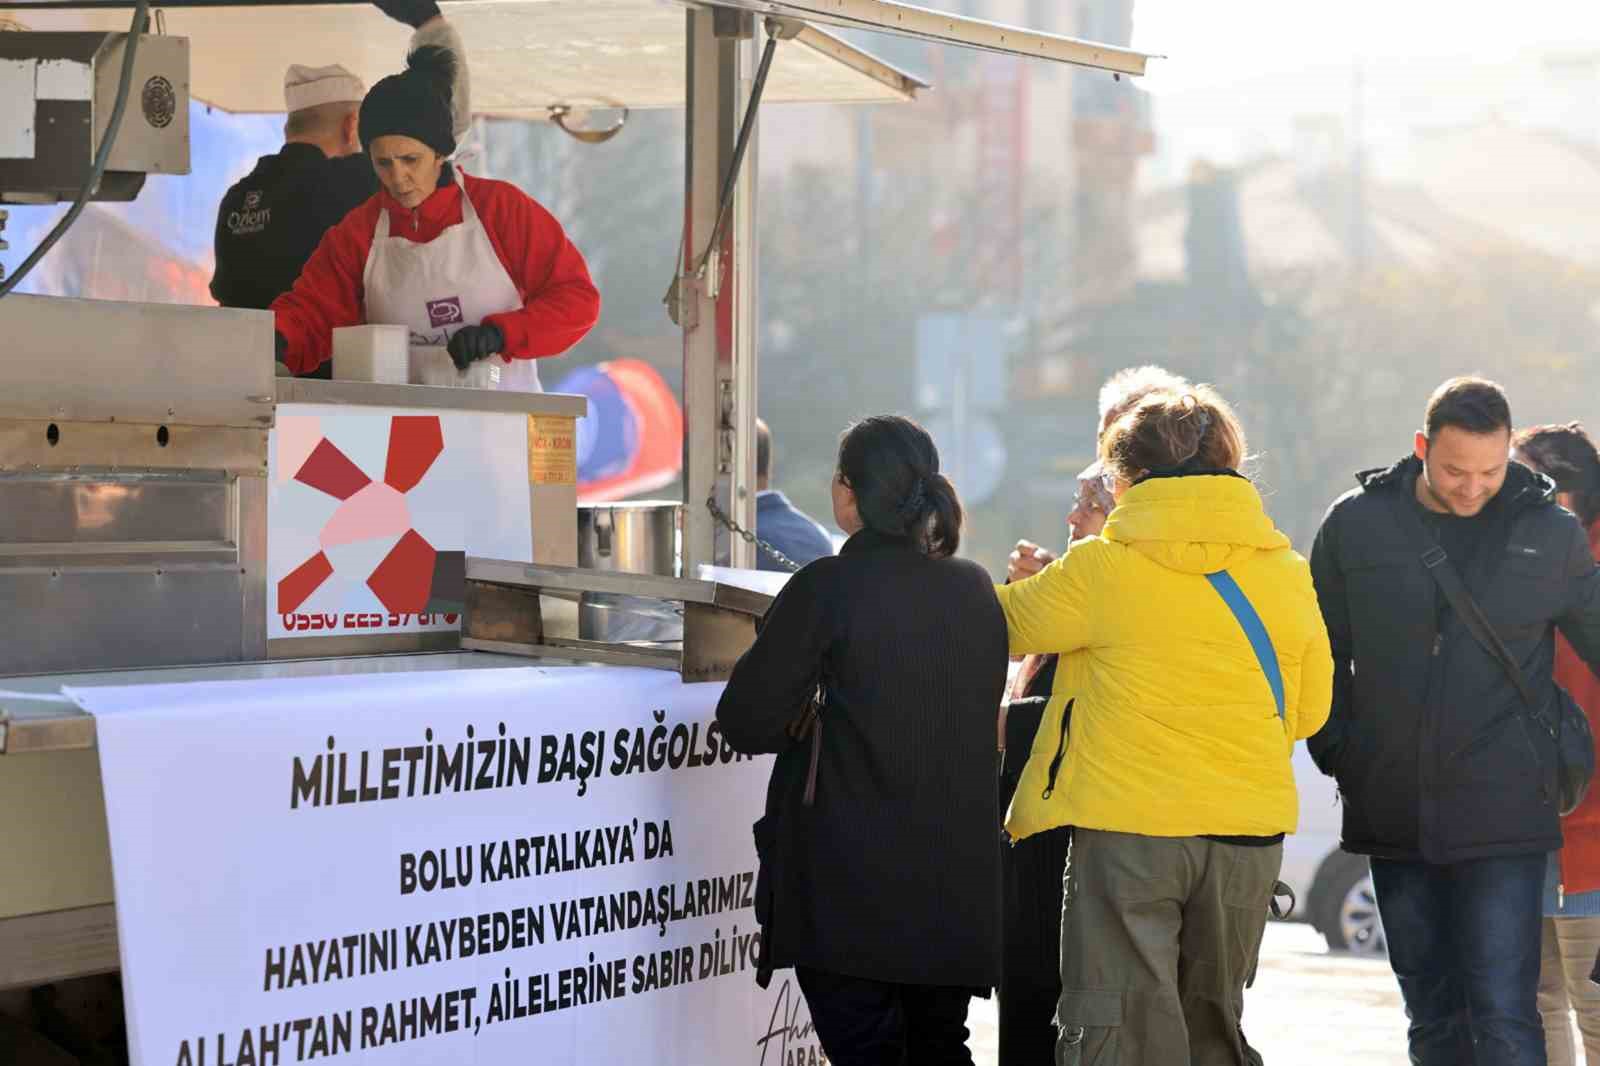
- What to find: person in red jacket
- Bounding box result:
[1515,422,1600,1066]
[272,46,599,391]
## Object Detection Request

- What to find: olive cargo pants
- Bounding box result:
[1055,829,1281,1066]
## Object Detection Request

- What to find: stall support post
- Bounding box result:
[731,28,760,572]
[682,7,757,573]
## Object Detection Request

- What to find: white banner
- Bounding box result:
[75,665,826,1066]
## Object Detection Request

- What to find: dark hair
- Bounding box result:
[837,415,962,558]
[1514,422,1600,526]
[1101,384,1246,483]
[1425,377,1512,439]
[756,418,772,481]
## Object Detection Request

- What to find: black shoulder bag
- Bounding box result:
[1394,498,1594,815]
[750,678,827,990]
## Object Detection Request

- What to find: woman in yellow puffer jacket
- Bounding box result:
[997,384,1332,1066]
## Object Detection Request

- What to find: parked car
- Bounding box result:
[1278,744,1386,955]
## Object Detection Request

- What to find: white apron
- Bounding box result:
[362,173,540,392]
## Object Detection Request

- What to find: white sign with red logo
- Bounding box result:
[268,403,533,641]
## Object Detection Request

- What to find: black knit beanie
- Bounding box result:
[359,45,456,158]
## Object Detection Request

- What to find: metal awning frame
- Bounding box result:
[674,2,1156,571]
[683,0,1155,76]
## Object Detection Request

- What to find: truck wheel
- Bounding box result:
[1314,851,1386,955]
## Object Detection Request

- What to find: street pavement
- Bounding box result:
[968,921,1412,1065]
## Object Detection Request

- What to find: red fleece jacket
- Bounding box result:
[272,171,599,375]
[1557,519,1600,894]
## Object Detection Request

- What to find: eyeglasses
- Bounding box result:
[1070,471,1117,513]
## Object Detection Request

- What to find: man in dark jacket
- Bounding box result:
[210,0,457,357]
[1310,377,1600,1065]
[754,419,835,572]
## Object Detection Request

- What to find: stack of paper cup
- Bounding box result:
[331,324,408,384]
[408,345,502,390]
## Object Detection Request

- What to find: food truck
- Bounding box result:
[0,3,1152,1061]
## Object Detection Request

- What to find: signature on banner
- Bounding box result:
[757,978,827,1066]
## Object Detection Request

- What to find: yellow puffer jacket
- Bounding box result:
[1000,473,1333,840]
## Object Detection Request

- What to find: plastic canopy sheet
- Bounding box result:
[556,359,684,502]
[69,665,814,1066]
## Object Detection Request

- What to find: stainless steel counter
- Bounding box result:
[276,378,588,417]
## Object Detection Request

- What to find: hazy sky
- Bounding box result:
[1120,0,1600,181]
[1129,0,1600,96]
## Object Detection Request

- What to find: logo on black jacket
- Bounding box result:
[228,191,271,237]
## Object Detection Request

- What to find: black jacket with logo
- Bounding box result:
[210,144,376,312]
[1308,455,1600,863]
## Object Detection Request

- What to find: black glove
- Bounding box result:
[373,0,441,28]
[447,324,503,370]
[274,331,289,363]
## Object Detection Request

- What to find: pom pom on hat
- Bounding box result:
[359,45,457,157]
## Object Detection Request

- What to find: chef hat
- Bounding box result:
[283,63,366,113]
[359,46,457,158]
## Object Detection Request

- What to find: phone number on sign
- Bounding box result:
[280,612,461,632]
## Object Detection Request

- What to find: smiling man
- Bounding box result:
[1308,376,1600,1066]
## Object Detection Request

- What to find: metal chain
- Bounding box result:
[706,493,803,573]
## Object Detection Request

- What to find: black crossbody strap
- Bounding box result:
[1422,544,1540,709]
[1390,494,1549,730]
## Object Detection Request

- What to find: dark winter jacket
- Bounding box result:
[1308,455,1600,863]
[211,146,377,316]
[716,528,1009,988]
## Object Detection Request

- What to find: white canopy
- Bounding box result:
[2,0,1156,115]
[2,0,928,114]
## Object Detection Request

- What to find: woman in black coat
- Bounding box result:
[716,415,1010,1066]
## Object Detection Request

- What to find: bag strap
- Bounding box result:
[1390,495,1561,811]
[1205,571,1285,720]
[1387,493,1543,718]
[802,684,825,807]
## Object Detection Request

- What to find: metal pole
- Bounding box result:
[681,8,746,573]
[729,26,761,570]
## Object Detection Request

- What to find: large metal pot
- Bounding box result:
[577,501,680,575]
[576,501,682,642]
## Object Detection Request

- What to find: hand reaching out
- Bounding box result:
[1007,540,1057,584]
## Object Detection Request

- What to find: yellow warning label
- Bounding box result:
[528,415,577,486]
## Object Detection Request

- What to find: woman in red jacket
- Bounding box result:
[272,46,599,391]
[1515,422,1600,1066]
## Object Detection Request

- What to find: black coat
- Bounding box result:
[1308,456,1600,863]
[716,529,1009,988]
[211,144,377,315]
[999,655,1067,990]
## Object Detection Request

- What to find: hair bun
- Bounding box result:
[895,477,928,525]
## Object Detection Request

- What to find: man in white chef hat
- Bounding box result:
[210,0,471,351]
